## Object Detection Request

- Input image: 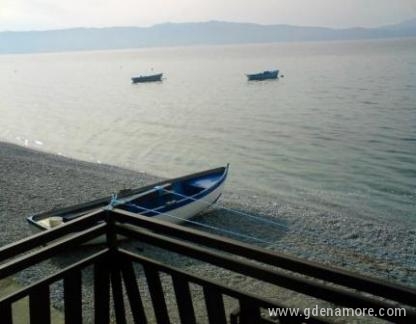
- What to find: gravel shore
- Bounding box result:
[0,141,160,246]
[1,141,414,323]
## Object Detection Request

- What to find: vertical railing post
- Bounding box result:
[121,259,147,324]
[94,210,115,324]
[107,209,128,324]
[0,302,13,324]
[94,259,110,324]
[64,270,83,324]
[238,300,261,324]
[143,265,170,324]
[203,286,227,324]
[29,285,51,324]
[105,209,119,251]
[111,267,127,324]
[172,275,196,324]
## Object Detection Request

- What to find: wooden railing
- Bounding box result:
[0,208,415,323]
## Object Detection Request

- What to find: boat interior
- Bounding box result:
[118,171,224,215]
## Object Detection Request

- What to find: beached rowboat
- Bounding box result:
[27,165,229,237]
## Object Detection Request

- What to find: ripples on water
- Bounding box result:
[0,38,415,225]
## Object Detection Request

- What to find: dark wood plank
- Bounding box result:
[29,285,50,324]
[0,224,106,281]
[94,261,110,324]
[239,299,261,324]
[64,270,83,324]
[121,261,147,324]
[203,286,226,324]
[143,265,170,324]
[0,302,12,324]
[172,275,196,324]
[111,268,127,324]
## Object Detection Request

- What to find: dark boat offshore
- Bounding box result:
[246,70,279,81]
[27,165,229,237]
[131,73,163,83]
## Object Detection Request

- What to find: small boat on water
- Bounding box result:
[131,73,163,83]
[27,166,229,241]
[246,70,279,81]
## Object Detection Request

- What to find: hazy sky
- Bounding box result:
[1,0,416,31]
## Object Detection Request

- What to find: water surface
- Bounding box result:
[0,38,415,225]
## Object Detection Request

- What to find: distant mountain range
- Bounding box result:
[1,19,416,54]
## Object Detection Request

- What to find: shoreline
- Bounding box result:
[0,141,415,321]
[0,141,160,245]
[1,141,414,281]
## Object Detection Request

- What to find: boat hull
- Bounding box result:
[247,70,279,81]
[131,73,163,83]
[152,179,224,223]
[27,166,228,244]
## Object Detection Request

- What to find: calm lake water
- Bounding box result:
[0,38,415,225]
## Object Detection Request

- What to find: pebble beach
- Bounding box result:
[0,141,415,323]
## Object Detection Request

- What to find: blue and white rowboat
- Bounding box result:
[27,165,229,235]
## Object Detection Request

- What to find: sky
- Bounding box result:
[1,0,416,31]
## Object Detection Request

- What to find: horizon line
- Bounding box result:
[1,17,415,33]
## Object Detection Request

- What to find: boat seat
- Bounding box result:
[38,216,64,229]
[189,178,215,188]
[165,199,176,206]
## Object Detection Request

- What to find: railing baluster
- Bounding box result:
[121,261,147,324]
[29,285,50,324]
[0,301,13,324]
[239,299,261,324]
[94,261,110,324]
[111,267,127,324]
[172,275,196,324]
[143,265,170,324]
[203,286,226,324]
[64,270,83,324]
